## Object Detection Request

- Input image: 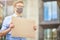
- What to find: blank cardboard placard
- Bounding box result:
[11,17,36,38]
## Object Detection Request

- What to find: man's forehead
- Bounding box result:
[16,3,24,7]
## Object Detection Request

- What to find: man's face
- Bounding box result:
[15,3,24,14]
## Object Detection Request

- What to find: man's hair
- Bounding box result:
[13,1,24,7]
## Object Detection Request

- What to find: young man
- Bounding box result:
[0,1,36,40]
[0,1,26,40]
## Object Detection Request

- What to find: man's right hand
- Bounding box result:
[9,22,14,30]
[0,22,15,37]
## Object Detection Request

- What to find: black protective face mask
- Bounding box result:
[16,8,23,13]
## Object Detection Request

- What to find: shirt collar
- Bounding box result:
[12,14,22,17]
[12,14,17,17]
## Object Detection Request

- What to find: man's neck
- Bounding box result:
[15,12,22,17]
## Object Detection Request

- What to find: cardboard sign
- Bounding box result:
[11,17,36,38]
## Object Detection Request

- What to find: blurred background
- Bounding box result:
[0,0,60,40]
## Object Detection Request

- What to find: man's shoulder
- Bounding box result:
[5,15,12,20]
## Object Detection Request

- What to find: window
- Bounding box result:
[44,1,58,21]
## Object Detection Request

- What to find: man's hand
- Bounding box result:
[9,22,14,30]
[0,23,14,37]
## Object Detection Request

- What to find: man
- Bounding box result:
[1,1,26,40]
[0,1,36,40]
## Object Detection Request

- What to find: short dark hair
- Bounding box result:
[13,1,24,7]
